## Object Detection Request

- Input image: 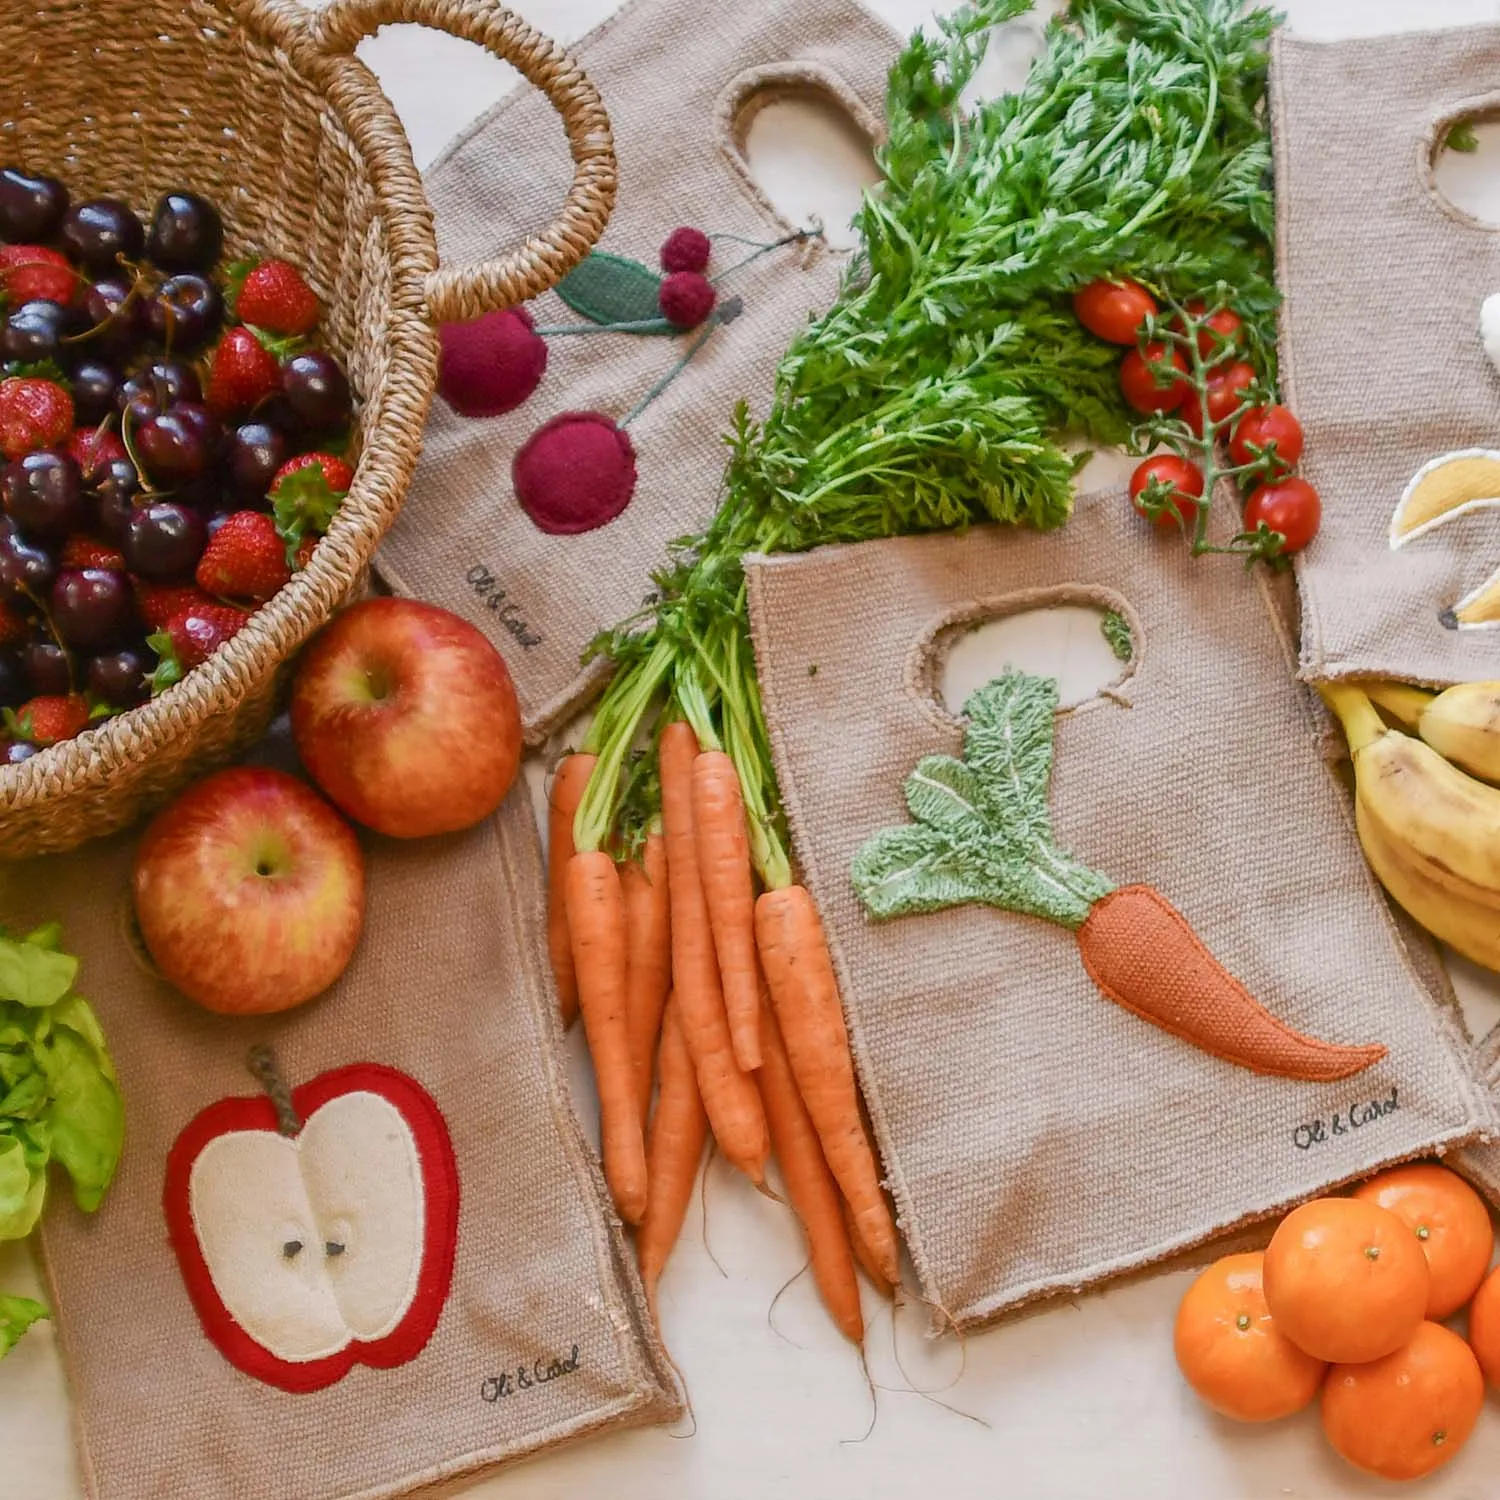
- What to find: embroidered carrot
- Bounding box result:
[547,752,596,1026]
[756,987,864,1343]
[622,826,672,1125]
[757,884,901,1287]
[660,720,769,1185]
[637,999,707,1322]
[692,748,762,1072]
[565,849,649,1224]
[852,670,1387,1084]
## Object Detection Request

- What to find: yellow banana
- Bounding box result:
[1369,679,1500,787]
[1320,681,1500,903]
[1354,801,1500,971]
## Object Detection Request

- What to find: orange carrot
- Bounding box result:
[547,752,596,1027]
[622,829,672,1126]
[692,749,762,1072]
[637,999,708,1321]
[1076,886,1387,1082]
[843,1199,895,1299]
[757,989,863,1343]
[756,884,899,1286]
[565,850,648,1224]
[659,720,769,1185]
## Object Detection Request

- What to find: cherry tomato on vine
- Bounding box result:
[1181,360,1256,437]
[1129,454,1205,530]
[1120,343,1189,414]
[1229,404,1304,473]
[1074,278,1158,344]
[1244,476,1321,555]
[1175,300,1243,358]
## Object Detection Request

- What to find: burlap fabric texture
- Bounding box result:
[6,783,676,1500]
[377,0,899,740]
[1272,24,1500,685]
[745,492,1496,1331]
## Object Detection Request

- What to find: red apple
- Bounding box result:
[163,1060,459,1392]
[290,597,522,839]
[133,766,365,1015]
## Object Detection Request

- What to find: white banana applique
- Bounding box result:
[1388,292,1500,629]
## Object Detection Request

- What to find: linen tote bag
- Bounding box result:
[1272,24,1500,686]
[4,786,677,1500]
[377,0,899,739]
[745,493,1495,1330]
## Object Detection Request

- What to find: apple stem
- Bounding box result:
[246,1045,302,1137]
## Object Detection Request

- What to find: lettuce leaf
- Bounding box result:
[0,924,123,1355]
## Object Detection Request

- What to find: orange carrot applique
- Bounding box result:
[852,670,1386,1084]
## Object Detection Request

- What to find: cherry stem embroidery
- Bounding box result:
[620,304,740,430]
[709,226,821,286]
[247,1044,302,1136]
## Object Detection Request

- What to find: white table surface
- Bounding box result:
[11,1,1500,1496]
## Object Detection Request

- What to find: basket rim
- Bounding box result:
[0,0,442,817]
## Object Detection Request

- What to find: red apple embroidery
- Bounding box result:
[163,1053,459,1394]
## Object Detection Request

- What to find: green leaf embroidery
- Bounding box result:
[1101,611,1133,662]
[0,1294,49,1358]
[852,671,1115,931]
[556,252,670,329]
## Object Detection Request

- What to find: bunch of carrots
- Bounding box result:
[547,713,898,1345]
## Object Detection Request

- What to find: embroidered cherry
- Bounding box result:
[512,411,637,535]
[659,226,712,274]
[437,306,549,418]
[163,1046,460,1395]
[658,271,717,330]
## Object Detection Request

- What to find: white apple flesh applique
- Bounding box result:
[163,1050,459,1393]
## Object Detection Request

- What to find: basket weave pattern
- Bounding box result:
[0,0,614,858]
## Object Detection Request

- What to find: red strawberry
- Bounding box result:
[0,601,28,645]
[274,452,354,493]
[232,258,320,336]
[3,694,89,746]
[66,426,128,477]
[0,378,74,460]
[195,511,290,602]
[0,245,76,305]
[135,582,216,630]
[205,327,281,417]
[270,452,352,562]
[60,534,127,571]
[149,602,251,690]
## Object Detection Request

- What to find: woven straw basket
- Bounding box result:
[0,0,615,859]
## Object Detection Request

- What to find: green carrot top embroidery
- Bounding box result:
[850,670,1387,1084]
[852,671,1114,930]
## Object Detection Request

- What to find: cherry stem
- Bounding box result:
[620,320,719,429]
[709,226,820,286]
[247,1045,301,1136]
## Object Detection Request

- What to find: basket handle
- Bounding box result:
[312,0,616,324]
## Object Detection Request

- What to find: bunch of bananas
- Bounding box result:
[1320,681,1500,971]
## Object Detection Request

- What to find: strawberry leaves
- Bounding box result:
[271,465,343,566]
[146,629,183,694]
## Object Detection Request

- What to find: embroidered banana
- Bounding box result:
[1367,679,1500,786]
[1391,451,1500,628]
[1321,681,1500,970]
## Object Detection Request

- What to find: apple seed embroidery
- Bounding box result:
[162,1050,460,1395]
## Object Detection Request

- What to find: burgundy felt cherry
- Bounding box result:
[512,411,637,535]
[437,307,548,418]
[660,226,711,274]
[658,271,717,329]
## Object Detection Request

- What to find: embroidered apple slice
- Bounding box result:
[164,1056,459,1393]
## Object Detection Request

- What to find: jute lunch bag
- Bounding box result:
[5,781,676,1500]
[1272,24,1500,686]
[745,493,1496,1330]
[377,0,899,739]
